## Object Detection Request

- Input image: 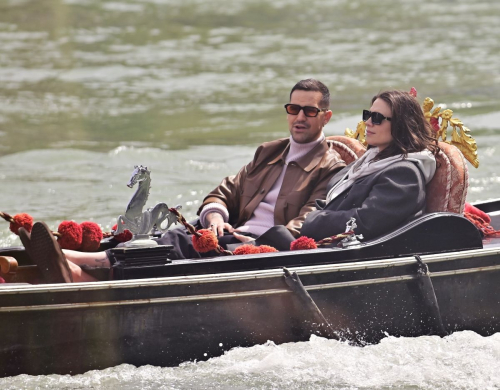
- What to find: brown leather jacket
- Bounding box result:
[197,138,346,237]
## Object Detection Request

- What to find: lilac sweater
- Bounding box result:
[200,134,325,237]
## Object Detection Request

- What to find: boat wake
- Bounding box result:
[2,331,499,389]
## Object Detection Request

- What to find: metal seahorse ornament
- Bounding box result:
[116,165,180,247]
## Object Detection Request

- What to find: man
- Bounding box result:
[20,79,346,283]
[198,78,346,246]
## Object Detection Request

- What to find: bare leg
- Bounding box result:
[63,250,111,268]
[66,260,99,282]
[62,250,111,282]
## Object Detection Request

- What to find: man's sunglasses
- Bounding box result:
[362,110,391,125]
[284,104,327,118]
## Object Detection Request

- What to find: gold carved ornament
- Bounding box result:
[344,120,367,148]
[422,97,479,168]
[344,89,479,168]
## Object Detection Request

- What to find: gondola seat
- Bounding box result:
[0,256,17,282]
[0,256,41,284]
[327,135,366,165]
[425,142,469,213]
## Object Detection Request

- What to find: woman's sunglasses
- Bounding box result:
[284,104,326,118]
[362,110,391,125]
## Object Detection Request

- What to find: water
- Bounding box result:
[1,0,500,386]
[1,0,500,155]
[1,333,500,389]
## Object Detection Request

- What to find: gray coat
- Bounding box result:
[301,160,427,241]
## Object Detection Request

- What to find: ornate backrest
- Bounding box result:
[326,135,366,165]
[425,142,469,213]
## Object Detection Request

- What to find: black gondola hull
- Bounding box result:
[0,211,499,377]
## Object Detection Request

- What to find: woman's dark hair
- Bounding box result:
[371,90,438,161]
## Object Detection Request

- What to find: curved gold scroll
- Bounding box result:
[423,97,479,168]
[345,120,367,147]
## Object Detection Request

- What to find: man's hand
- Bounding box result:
[206,212,234,237]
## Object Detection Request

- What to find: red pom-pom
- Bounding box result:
[112,224,133,243]
[464,202,491,223]
[0,276,5,284]
[430,117,440,132]
[409,87,417,97]
[57,221,82,250]
[192,229,218,253]
[290,236,317,251]
[233,244,261,255]
[9,213,34,235]
[80,222,103,252]
[259,245,278,253]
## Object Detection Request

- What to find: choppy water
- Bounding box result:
[1,332,500,389]
[1,0,500,386]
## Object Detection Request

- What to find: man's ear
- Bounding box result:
[323,110,333,125]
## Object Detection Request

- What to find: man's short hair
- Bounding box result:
[290,79,330,109]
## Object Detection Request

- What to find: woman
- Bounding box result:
[300,89,438,241]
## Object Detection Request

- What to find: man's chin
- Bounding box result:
[291,131,312,144]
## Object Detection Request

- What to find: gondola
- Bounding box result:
[1,196,499,377]
[0,100,498,378]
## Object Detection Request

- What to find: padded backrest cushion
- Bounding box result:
[425,142,469,213]
[326,135,367,165]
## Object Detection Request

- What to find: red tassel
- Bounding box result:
[9,213,34,235]
[192,229,219,253]
[464,202,491,223]
[290,236,317,250]
[259,245,278,253]
[57,221,83,250]
[80,222,103,252]
[112,223,133,242]
[464,212,500,238]
[233,244,261,255]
